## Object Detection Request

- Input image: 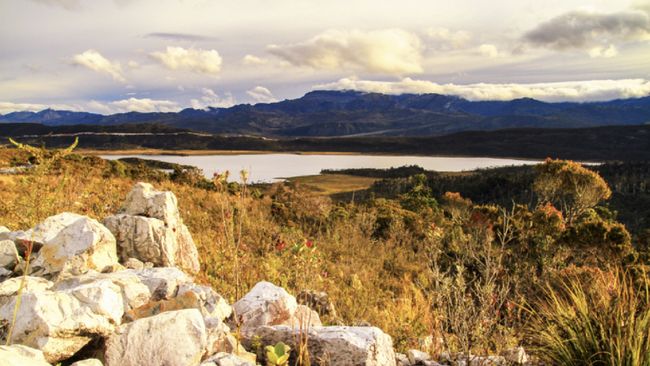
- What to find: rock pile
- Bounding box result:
[0,182,398,366]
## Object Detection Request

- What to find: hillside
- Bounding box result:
[2,124,649,161]
[1,90,649,137]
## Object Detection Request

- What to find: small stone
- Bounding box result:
[407,349,431,364]
[0,240,19,270]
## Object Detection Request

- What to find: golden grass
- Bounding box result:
[285,174,378,196]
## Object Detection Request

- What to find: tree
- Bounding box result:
[533,159,611,224]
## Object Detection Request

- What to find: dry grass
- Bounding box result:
[285,174,377,196]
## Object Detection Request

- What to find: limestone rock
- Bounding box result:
[500,347,528,364]
[104,309,207,366]
[104,183,200,273]
[0,276,53,296]
[247,325,396,366]
[289,304,322,328]
[0,239,19,270]
[297,290,338,318]
[0,344,51,366]
[132,267,192,299]
[123,257,144,270]
[396,353,410,366]
[408,349,431,364]
[0,267,11,280]
[179,282,232,321]
[201,352,256,366]
[24,213,118,278]
[0,278,123,363]
[70,359,104,366]
[233,281,298,333]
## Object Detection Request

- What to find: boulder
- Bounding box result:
[247,325,396,366]
[123,257,145,270]
[179,282,232,321]
[131,267,192,299]
[201,352,255,366]
[0,239,19,270]
[104,309,207,366]
[0,344,51,366]
[23,213,118,278]
[104,183,200,273]
[0,225,11,241]
[290,304,322,328]
[232,281,298,333]
[0,276,54,296]
[396,353,410,366]
[0,278,123,363]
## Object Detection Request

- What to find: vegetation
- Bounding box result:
[0,142,648,363]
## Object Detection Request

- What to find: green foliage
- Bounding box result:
[526,269,650,366]
[265,342,291,366]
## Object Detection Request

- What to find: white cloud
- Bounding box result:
[30,0,82,10]
[424,27,472,50]
[315,77,650,102]
[242,54,268,65]
[127,60,140,69]
[109,97,180,113]
[268,29,423,75]
[72,49,125,82]
[588,44,619,58]
[246,86,277,103]
[150,47,223,76]
[0,101,80,114]
[478,44,500,58]
[190,88,236,109]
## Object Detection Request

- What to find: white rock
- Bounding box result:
[178,282,232,321]
[500,347,528,364]
[201,352,255,366]
[0,279,123,363]
[25,213,118,278]
[70,359,104,366]
[0,344,51,366]
[248,325,396,366]
[233,281,298,333]
[0,267,11,280]
[123,257,144,270]
[396,353,410,366]
[0,239,19,270]
[408,349,431,364]
[0,276,53,296]
[105,183,200,273]
[132,267,192,299]
[121,182,182,227]
[289,304,322,328]
[104,309,207,366]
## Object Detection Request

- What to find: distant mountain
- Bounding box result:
[2,91,649,137]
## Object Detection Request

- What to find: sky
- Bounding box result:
[1,0,650,114]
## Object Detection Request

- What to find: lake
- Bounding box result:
[101,154,541,183]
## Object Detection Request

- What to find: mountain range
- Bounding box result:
[2,90,649,137]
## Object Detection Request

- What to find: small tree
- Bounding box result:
[533,159,611,224]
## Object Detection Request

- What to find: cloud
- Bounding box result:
[150,47,223,76]
[246,86,277,103]
[108,97,180,113]
[268,29,423,75]
[190,88,236,109]
[589,44,619,58]
[424,27,472,50]
[145,32,216,42]
[523,9,650,51]
[478,44,500,58]
[72,49,125,82]
[29,0,134,10]
[242,54,268,65]
[315,77,650,102]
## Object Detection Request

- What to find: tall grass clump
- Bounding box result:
[526,268,650,366]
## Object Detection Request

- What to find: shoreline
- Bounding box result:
[79,148,555,162]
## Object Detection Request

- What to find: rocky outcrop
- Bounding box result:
[233,281,321,333]
[22,213,118,278]
[0,276,123,363]
[247,325,397,366]
[0,344,51,366]
[104,183,199,273]
[104,309,207,366]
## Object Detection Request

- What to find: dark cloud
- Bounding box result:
[145,32,217,42]
[523,10,650,50]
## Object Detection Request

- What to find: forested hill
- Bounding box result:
[2,124,649,161]
[1,90,649,137]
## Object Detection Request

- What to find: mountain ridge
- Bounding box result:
[2,90,649,137]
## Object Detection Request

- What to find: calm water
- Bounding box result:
[101,154,540,183]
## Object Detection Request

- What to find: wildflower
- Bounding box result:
[305,240,314,248]
[275,240,286,251]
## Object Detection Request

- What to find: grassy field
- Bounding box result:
[285,174,378,196]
